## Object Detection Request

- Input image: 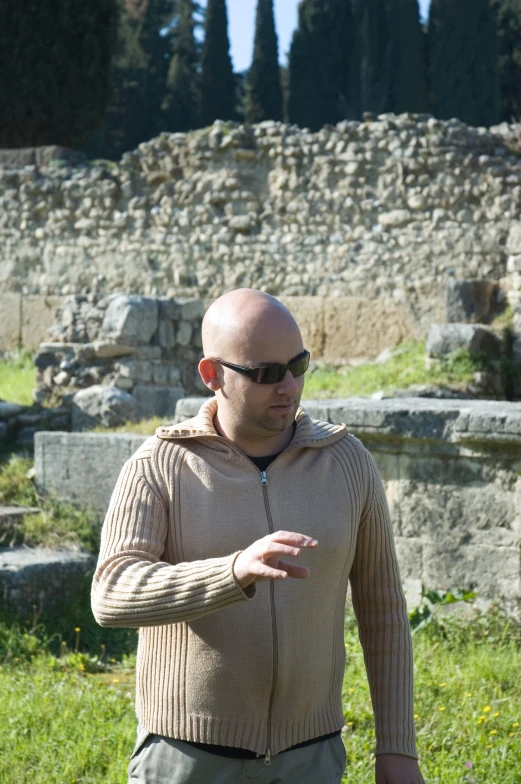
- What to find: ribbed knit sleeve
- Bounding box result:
[91,456,254,629]
[349,448,417,760]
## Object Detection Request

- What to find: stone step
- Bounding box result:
[0,505,40,521]
[0,546,96,618]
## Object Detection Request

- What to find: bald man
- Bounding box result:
[92,289,424,784]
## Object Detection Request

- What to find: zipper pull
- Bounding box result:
[261,471,267,485]
[264,748,271,765]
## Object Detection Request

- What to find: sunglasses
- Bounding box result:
[216,350,310,385]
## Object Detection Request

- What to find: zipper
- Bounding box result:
[261,470,277,765]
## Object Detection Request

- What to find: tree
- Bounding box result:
[85,0,177,160]
[350,0,392,116]
[491,0,521,121]
[385,0,429,114]
[428,0,501,127]
[199,0,236,126]
[288,0,354,130]
[0,0,119,149]
[245,0,283,123]
[162,0,200,132]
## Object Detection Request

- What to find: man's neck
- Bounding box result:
[213,414,295,457]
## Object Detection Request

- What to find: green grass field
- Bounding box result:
[0,604,519,784]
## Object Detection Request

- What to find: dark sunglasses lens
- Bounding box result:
[290,353,310,378]
[254,366,286,384]
[251,353,310,384]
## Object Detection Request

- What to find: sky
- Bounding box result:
[199,0,433,73]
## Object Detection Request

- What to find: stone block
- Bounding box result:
[176,321,193,346]
[323,297,417,361]
[445,280,499,324]
[506,223,521,255]
[102,295,158,346]
[71,385,140,430]
[35,431,149,514]
[0,293,22,350]
[426,323,502,359]
[91,342,135,359]
[0,547,96,618]
[21,295,63,350]
[177,298,205,321]
[132,385,185,419]
[278,296,325,359]
[0,402,24,420]
[159,319,175,348]
[422,540,521,602]
[173,396,211,423]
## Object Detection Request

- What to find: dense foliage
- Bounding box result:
[429,0,501,127]
[245,0,283,123]
[0,0,119,149]
[4,0,521,158]
[199,0,237,126]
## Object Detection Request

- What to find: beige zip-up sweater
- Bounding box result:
[91,397,417,759]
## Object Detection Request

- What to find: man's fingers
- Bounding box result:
[268,531,318,547]
[278,561,310,579]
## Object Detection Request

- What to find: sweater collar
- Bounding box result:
[155,397,346,450]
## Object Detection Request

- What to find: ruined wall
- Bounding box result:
[2,114,521,338]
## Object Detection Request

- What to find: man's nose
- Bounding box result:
[276,369,298,395]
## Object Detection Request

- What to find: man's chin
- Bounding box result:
[264,405,296,430]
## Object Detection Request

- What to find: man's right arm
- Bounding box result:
[91,457,254,628]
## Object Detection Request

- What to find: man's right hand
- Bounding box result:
[233,530,318,590]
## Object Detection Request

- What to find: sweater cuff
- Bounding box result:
[230,550,257,600]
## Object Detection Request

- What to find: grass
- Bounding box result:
[0,455,101,552]
[0,601,518,783]
[0,348,37,407]
[303,341,490,400]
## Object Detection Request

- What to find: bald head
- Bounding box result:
[202,289,302,364]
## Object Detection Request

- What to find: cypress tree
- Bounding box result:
[351,0,392,116]
[162,0,200,132]
[385,0,429,114]
[199,0,236,126]
[491,0,521,121]
[245,0,283,123]
[0,0,119,149]
[288,0,354,130]
[429,0,501,127]
[85,0,177,160]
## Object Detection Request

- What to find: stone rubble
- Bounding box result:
[32,293,205,429]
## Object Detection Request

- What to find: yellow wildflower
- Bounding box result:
[74,627,80,632]
[438,706,445,711]
[483,706,491,713]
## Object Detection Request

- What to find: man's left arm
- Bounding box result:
[349,446,424,784]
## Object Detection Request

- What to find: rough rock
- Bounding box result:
[102,295,158,346]
[0,546,96,618]
[426,323,502,359]
[71,385,139,430]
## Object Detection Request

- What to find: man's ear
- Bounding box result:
[198,357,222,392]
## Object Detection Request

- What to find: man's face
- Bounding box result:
[218,328,305,442]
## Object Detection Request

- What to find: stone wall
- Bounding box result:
[2,114,521,337]
[35,396,521,614]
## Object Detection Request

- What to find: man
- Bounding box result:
[92,288,424,784]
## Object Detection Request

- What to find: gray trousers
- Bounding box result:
[127,725,347,784]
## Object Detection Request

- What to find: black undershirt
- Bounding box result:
[183,425,341,759]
